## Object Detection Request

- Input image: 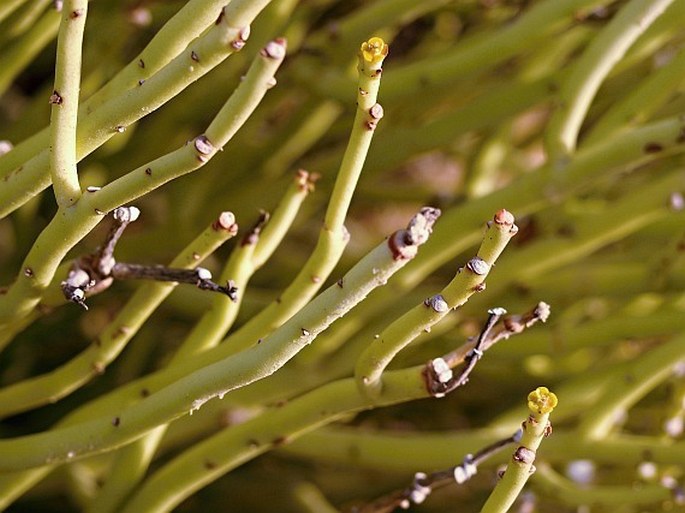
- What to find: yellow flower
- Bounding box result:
[527,386,558,414]
[360,37,388,64]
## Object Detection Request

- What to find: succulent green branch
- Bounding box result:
[584,47,685,145]
[116,298,519,512]
[0,211,238,419]
[0,37,285,327]
[480,387,558,513]
[0,6,60,97]
[0,2,269,218]
[0,207,439,472]
[544,0,676,161]
[578,332,685,440]
[215,37,389,355]
[48,0,87,209]
[355,209,518,398]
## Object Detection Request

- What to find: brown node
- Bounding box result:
[144,167,152,175]
[49,91,63,105]
[112,416,121,427]
[644,142,664,153]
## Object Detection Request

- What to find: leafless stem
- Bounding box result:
[351,431,522,513]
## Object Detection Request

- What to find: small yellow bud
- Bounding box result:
[360,37,388,64]
[527,386,558,414]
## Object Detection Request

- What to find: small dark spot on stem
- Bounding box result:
[473,282,486,292]
[215,9,225,25]
[191,50,199,62]
[112,417,121,427]
[644,142,663,153]
[138,79,145,86]
[145,167,152,175]
[140,388,150,398]
[24,268,34,277]
[272,436,288,446]
[138,59,145,68]
[337,278,344,288]
[115,125,125,133]
[275,297,282,304]
[49,91,63,105]
[204,460,217,470]
[70,8,83,18]
[113,326,131,338]
[301,328,310,337]
[93,337,101,347]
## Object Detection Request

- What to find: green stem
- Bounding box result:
[355,210,518,397]
[544,0,676,161]
[480,387,558,513]
[0,0,28,25]
[0,211,237,419]
[215,38,389,356]
[0,37,285,327]
[533,462,670,506]
[49,0,87,209]
[0,208,437,472]
[584,47,685,145]
[0,2,269,219]
[0,6,60,97]
[578,333,685,440]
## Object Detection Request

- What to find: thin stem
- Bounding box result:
[0,38,284,327]
[578,333,685,440]
[0,211,238,419]
[0,6,60,97]
[355,209,517,397]
[0,3,268,219]
[355,432,519,513]
[0,207,438,472]
[49,0,87,208]
[544,0,676,161]
[480,387,558,513]
[214,39,389,356]
[584,47,685,145]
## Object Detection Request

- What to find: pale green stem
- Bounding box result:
[118,364,431,513]
[84,427,167,513]
[49,0,87,208]
[0,0,239,179]
[355,210,518,397]
[480,389,557,513]
[172,241,257,361]
[533,462,670,506]
[0,2,269,219]
[0,211,238,419]
[544,0,676,161]
[401,116,685,290]
[0,6,60,96]
[465,126,512,199]
[261,100,342,178]
[284,428,685,472]
[371,0,607,103]
[291,482,340,513]
[0,208,435,472]
[584,48,685,145]
[0,37,285,327]
[2,0,51,41]
[0,0,29,25]
[578,332,685,440]
[215,39,388,355]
